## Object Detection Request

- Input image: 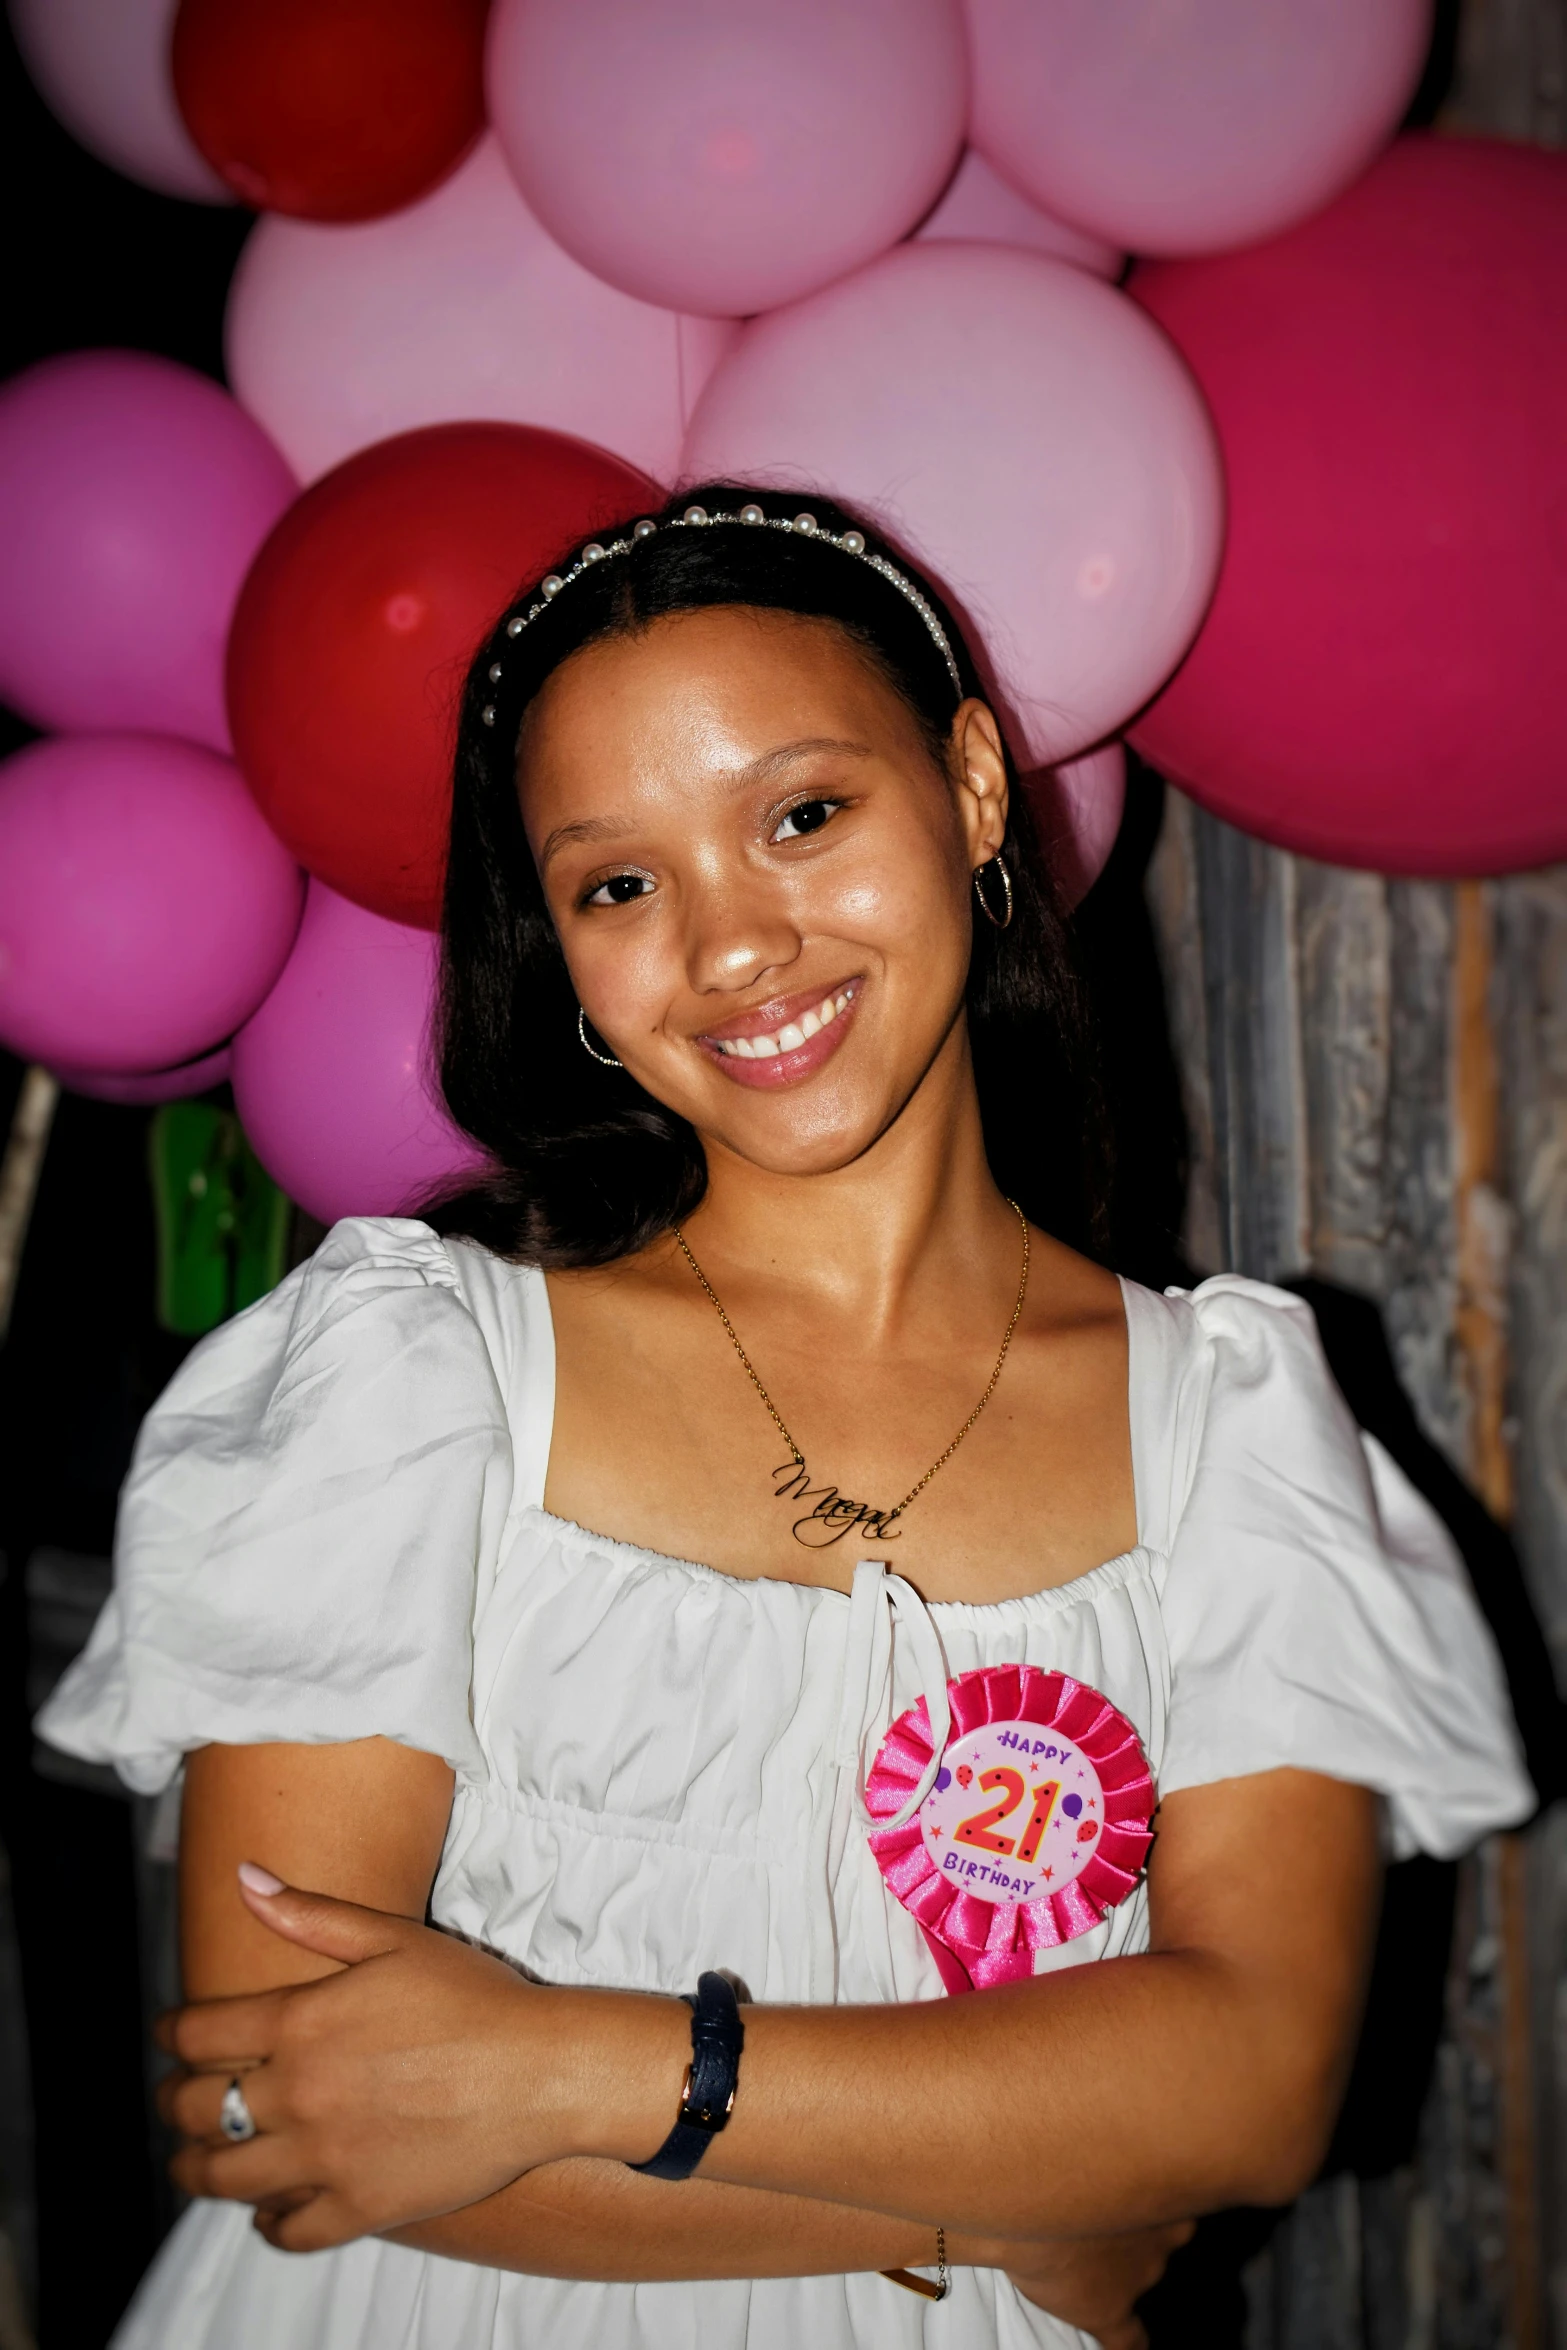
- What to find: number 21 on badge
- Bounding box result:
[953,1769,1062,1862]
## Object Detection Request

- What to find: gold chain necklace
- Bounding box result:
[672,1202,1031,1551]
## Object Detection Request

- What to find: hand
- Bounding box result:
[158,1868,681,2252]
[1000,2221,1195,2349]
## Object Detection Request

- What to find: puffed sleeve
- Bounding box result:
[36,1217,514,1796]
[1152,1276,1533,1859]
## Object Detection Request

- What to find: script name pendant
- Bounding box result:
[673,1202,1029,1556]
[772,1458,903,1548]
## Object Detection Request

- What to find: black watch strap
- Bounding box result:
[629,1971,745,2182]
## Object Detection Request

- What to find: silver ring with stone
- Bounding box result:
[218,2077,259,2143]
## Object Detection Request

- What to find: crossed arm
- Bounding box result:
[163,1737,1380,2326]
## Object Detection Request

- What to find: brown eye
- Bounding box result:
[585,871,653,907]
[773,797,840,842]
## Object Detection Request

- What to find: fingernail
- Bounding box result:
[238,1861,285,1896]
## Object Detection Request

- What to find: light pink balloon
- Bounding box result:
[1024,743,1126,908]
[914,150,1122,279]
[53,1046,234,1105]
[227,138,738,488]
[964,0,1432,255]
[9,0,232,203]
[232,883,486,1225]
[0,352,296,750]
[487,0,968,317]
[0,735,304,1073]
[682,243,1223,766]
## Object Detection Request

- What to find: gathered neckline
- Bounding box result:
[521,1267,1149,1606]
[523,1499,1158,1618]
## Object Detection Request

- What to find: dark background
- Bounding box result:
[0,19,252,2344]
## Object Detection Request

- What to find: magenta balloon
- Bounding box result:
[232,883,486,1225]
[1025,743,1126,909]
[0,352,296,749]
[914,150,1122,280]
[682,243,1223,766]
[1132,140,1567,873]
[53,1046,234,1105]
[227,139,737,487]
[487,0,968,317]
[964,0,1431,256]
[0,735,304,1073]
[10,0,232,202]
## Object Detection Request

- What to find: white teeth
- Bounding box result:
[712,982,857,1061]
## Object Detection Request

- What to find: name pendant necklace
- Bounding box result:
[673,1202,1031,1551]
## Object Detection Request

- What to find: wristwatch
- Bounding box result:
[629,1971,745,2182]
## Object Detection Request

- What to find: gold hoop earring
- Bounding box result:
[973,855,1013,930]
[578,1006,622,1068]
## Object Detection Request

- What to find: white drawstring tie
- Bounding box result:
[839,1558,952,1826]
[809,1560,953,2003]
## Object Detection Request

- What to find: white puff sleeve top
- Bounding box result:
[1129,1275,1528,1858]
[37,1219,1533,2350]
[43,1219,517,1794]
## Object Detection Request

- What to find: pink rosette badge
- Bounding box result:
[866,1664,1156,1993]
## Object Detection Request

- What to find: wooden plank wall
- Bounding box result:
[1144,18,1566,2321]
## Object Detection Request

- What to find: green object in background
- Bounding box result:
[150,1102,290,1336]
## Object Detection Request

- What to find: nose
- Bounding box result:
[681,864,802,999]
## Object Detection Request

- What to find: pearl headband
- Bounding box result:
[479,501,965,729]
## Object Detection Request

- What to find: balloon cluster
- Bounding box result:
[3,0,1564,1222]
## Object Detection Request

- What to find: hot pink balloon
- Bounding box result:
[914,150,1121,280]
[487,0,968,317]
[0,352,296,751]
[53,1047,234,1105]
[10,0,232,202]
[232,883,486,1225]
[1026,743,1126,908]
[227,138,736,487]
[682,243,1223,766]
[964,0,1431,256]
[0,735,304,1073]
[1132,139,1567,874]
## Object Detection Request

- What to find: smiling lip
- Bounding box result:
[697,979,862,1089]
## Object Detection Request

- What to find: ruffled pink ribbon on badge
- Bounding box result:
[866,1664,1156,1993]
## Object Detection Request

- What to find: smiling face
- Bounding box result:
[518,604,1009,1180]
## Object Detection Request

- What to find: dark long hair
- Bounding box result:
[426,481,1109,1267]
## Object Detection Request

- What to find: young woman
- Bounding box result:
[43,485,1530,2350]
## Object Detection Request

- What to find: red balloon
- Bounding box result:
[1130,138,1567,875]
[172,0,489,222]
[227,422,658,926]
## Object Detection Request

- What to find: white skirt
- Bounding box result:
[114,2201,1093,2350]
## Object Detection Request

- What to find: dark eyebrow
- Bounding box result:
[740,736,875,783]
[539,812,638,865]
[539,738,874,867]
